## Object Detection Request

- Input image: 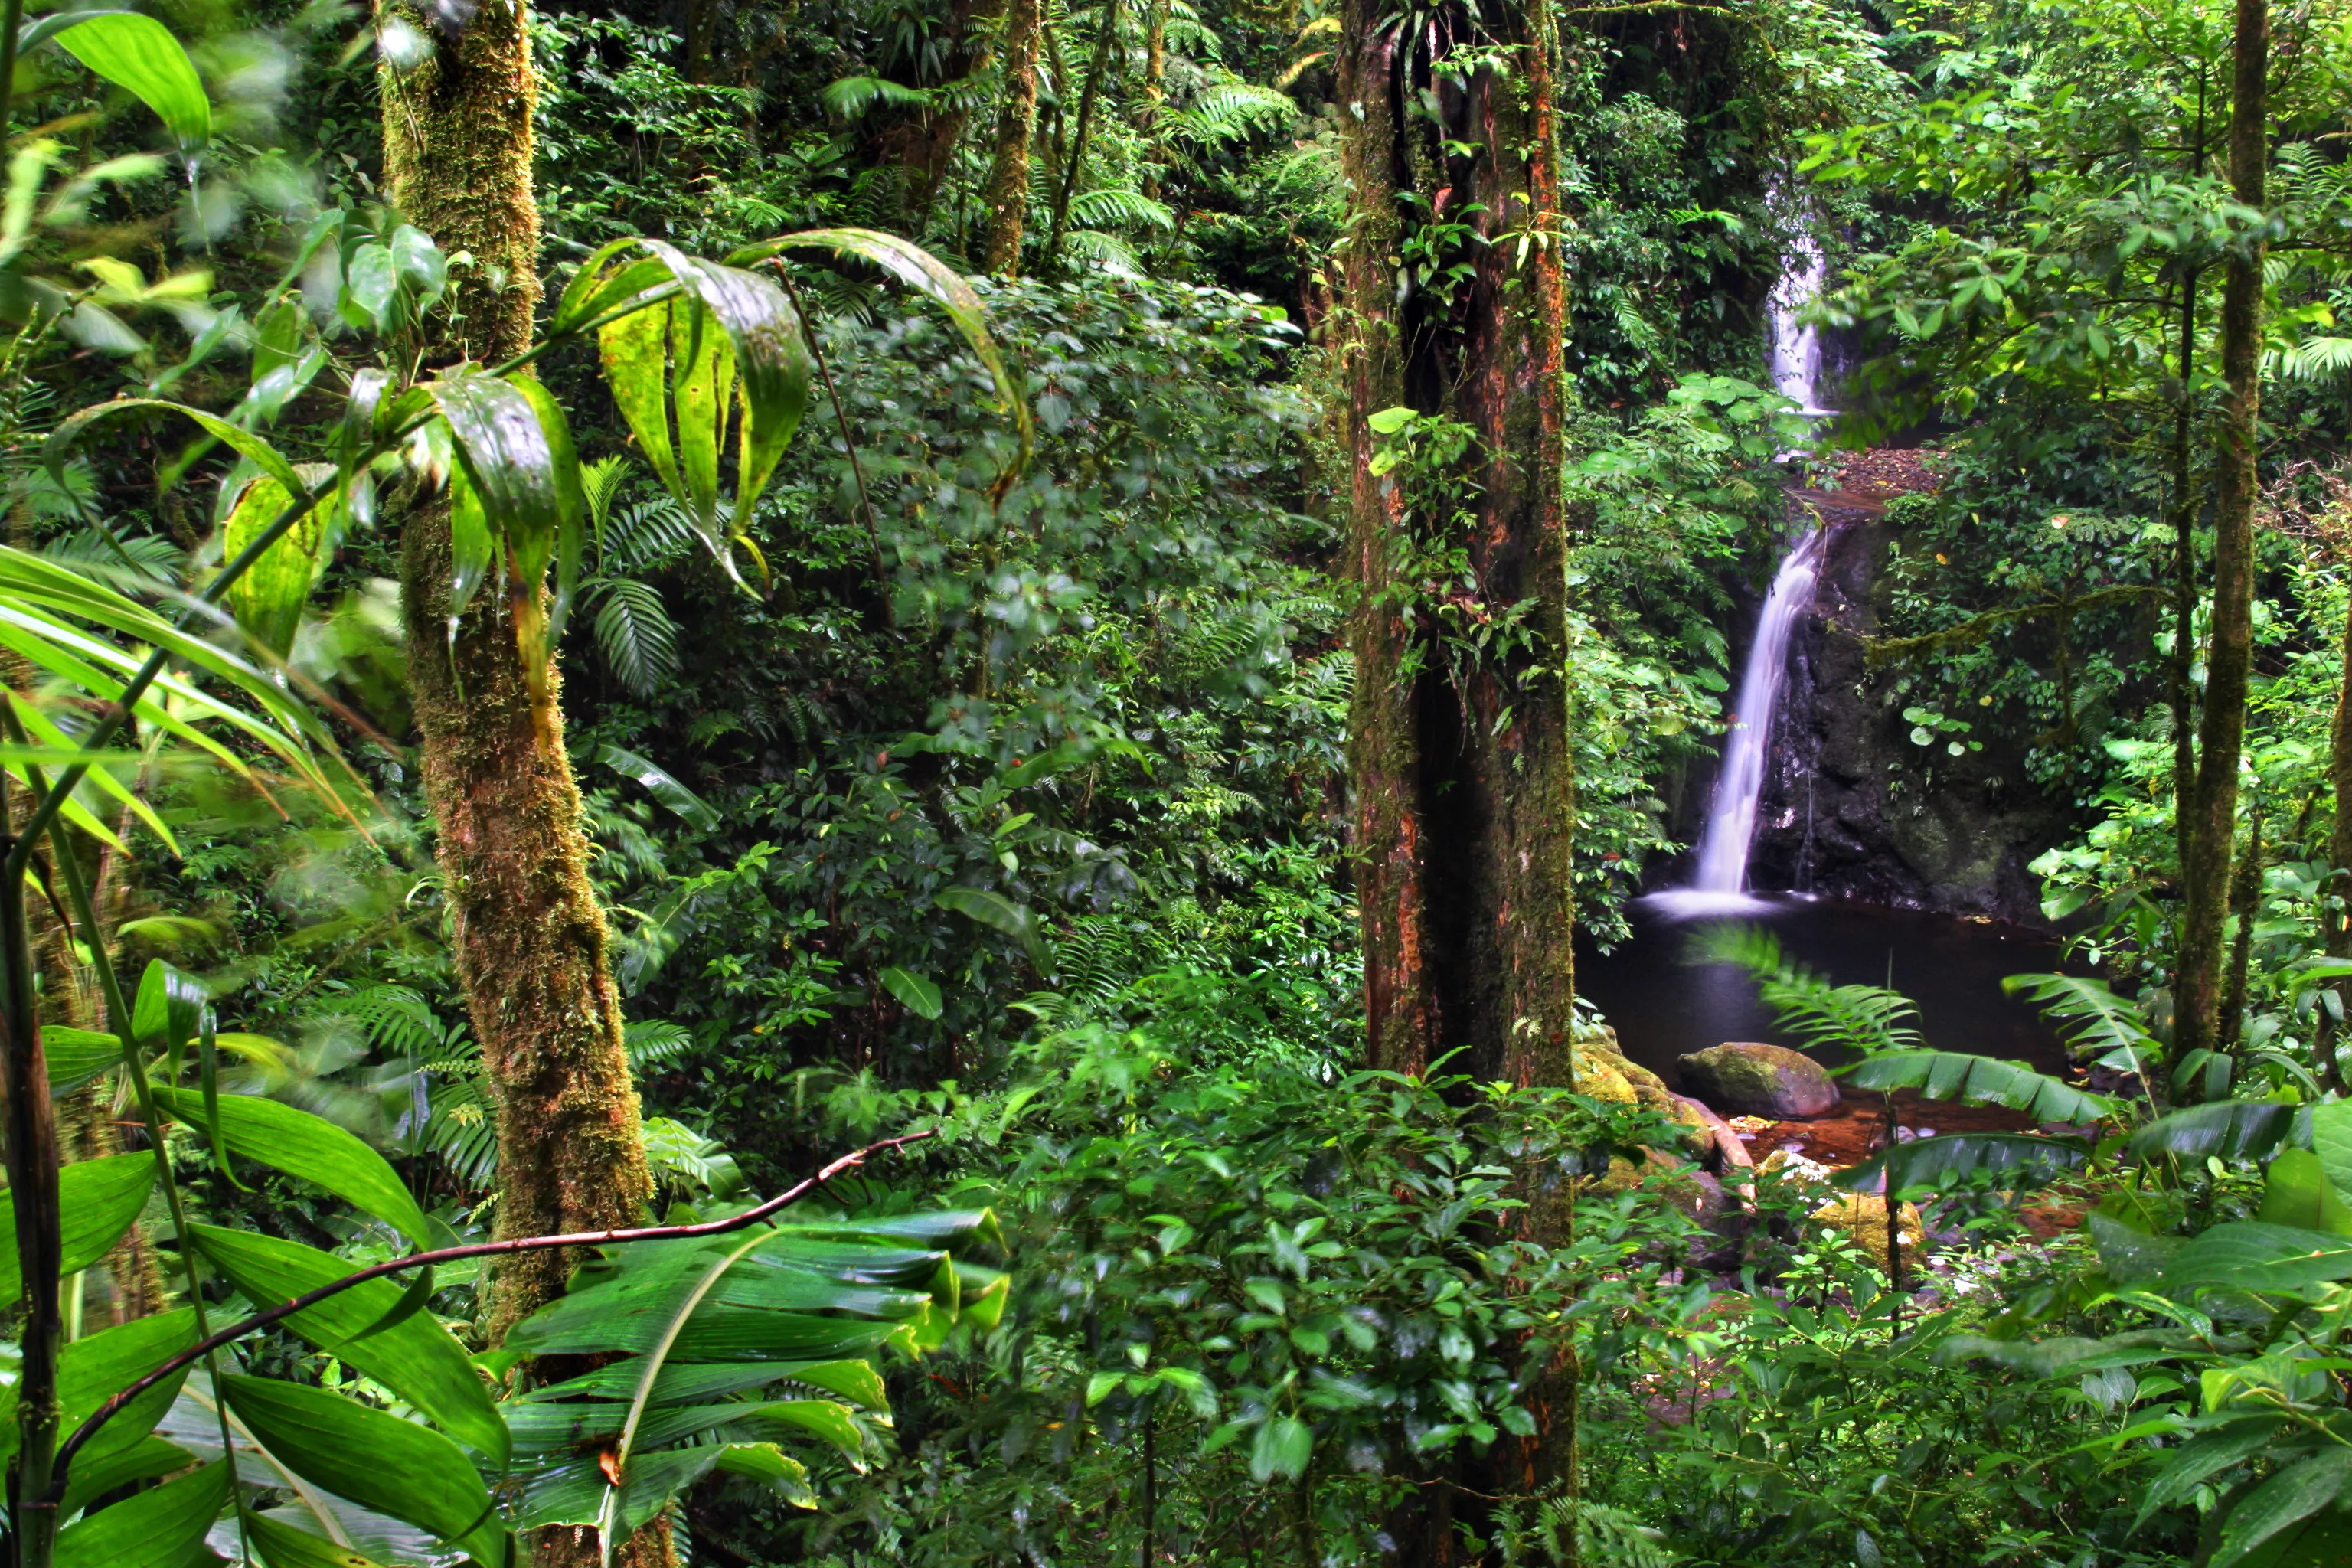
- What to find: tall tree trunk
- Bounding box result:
[1338,0,1574,1551]
[379,6,663,1564]
[982,0,1043,273]
[2176,0,2269,1060]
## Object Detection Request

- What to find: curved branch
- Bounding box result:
[47,1129,936,1501]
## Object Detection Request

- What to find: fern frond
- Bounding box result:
[626,1018,696,1067]
[1070,187,1175,232]
[1690,923,1924,1054]
[822,75,933,118]
[590,577,681,698]
[1062,229,1146,276]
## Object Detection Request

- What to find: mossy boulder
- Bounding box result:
[1675,1041,1840,1119]
[1573,1031,1706,1158]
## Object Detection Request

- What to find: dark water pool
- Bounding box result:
[1576,893,2076,1082]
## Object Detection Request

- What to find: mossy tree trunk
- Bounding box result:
[2176,0,2268,1062]
[378,5,662,1564]
[1337,0,1575,1553]
[982,0,1042,273]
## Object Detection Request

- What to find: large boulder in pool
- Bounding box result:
[1676,1041,1840,1119]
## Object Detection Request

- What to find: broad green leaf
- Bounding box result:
[247,1511,394,1568]
[597,290,682,501]
[508,374,586,658]
[133,957,204,1067]
[428,372,560,586]
[447,462,494,622]
[2311,1101,2352,1210]
[0,1149,156,1306]
[878,965,943,1020]
[54,1458,227,1568]
[596,744,717,830]
[223,468,336,656]
[1833,1132,2089,1196]
[1843,1050,2118,1123]
[2258,1148,2352,1236]
[150,1086,431,1248]
[935,886,1032,939]
[2164,1222,2352,1294]
[344,243,397,332]
[37,1025,119,1096]
[188,1225,507,1462]
[2210,1450,2352,1568]
[2135,1419,2287,1532]
[2128,1102,2308,1167]
[668,286,735,532]
[1250,1414,1312,1481]
[56,1435,193,1520]
[224,1375,506,1568]
[51,13,211,150]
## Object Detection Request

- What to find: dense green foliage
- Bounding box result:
[8,0,2352,1566]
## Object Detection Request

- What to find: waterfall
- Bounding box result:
[1646,190,1831,917]
[1687,528,1827,897]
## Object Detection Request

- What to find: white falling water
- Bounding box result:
[1686,528,1826,897]
[1646,196,1831,918]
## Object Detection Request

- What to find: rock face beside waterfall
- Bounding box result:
[1741,489,2079,926]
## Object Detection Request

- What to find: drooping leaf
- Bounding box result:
[223,464,337,656]
[188,1225,507,1462]
[51,13,211,150]
[54,1458,228,1568]
[2164,1221,2352,1295]
[741,227,1034,489]
[0,1149,156,1306]
[48,397,302,499]
[2209,1450,2352,1568]
[2135,1419,2288,1533]
[645,240,808,540]
[935,887,1033,939]
[224,1375,507,1568]
[596,743,717,830]
[1833,1132,2089,1196]
[2128,1102,2309,1167]
[1843,1050,2118,1123]
[2258,1148,2352,1236]
[2004,972,2163,1071]
[149,1086,431,1248]
[508,374,586,655]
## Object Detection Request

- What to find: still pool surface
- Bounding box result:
[1576,893,2077,1083]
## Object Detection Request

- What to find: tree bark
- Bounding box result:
[1338,0,1575,1549]
[982,0,1043,274]
[2176,0,2268,1060]
[380,6,663,1564]
[2324,577,2352,1089]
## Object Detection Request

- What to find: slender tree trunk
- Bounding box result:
[380,6,663,1565]
[2167,265,2200,876]
[982,0,1044,273]
[1044,0,1123,273]
[2220,797,2263,1051]
[2176,0,2269,1060]
[1338,0,1574,1551]
[2324,577,2352,1089]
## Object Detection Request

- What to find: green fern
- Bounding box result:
[590,577,681,698]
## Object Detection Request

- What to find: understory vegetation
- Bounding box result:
[2,2,2352,1567]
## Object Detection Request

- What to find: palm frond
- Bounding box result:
[1069,188,1174,232]
[1690,923,1924,1054]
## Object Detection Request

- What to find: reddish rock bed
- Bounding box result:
[1736,1088,2046,1166]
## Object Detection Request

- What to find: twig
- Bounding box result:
[48,1129,936,1500]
